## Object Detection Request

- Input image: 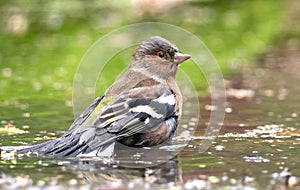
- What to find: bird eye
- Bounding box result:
[158,51,165,58]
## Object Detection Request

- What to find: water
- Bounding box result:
[1,51,299,189]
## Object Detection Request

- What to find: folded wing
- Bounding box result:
[19,84,178,157]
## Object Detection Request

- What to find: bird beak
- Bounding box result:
[174,52,191,65]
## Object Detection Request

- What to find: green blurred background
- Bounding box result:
[0,0,298,131]
[1,2,300,188]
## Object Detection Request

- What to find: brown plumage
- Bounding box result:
[18,36,191,157]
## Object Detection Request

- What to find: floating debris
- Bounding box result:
[159,144,187,151]
[291,113,298,118]
[208,176,220,183]
[225,107,233,113]
[272,168,299,188]
[287,176,299,188]
[219,124,300,139]
[242,176,255,184]
[214,145,225,151]
[226,88,255,99]
[0,173,32,189]
[0,149,17,162]
[277,88,289,100]
[68,179,78,186]
[21,112,30,118]
[243,156,270,163]
[184,179,207,189]
[0,123,28,135]
[205,105,218,111]
[264,89,275,97]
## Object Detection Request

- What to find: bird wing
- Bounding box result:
[67,95,105,132]
[32,83,177,157]
[86,85,177,151]
[85,83,178,152]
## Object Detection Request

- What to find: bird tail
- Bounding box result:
[17,139,60,156]
[16,134,116,158]
[16,136,89,157]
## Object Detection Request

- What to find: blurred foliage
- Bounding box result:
[0,2,299,187]
[0,0,292,102]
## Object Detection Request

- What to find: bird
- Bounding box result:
[18,36,191,157]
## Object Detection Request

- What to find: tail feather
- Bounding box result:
[47,138,89,157]
[17,134,116,157]
[17,139,59,156]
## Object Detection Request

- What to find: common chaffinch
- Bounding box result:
[19,36,191,157]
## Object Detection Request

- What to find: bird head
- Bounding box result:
[131,36,191,80]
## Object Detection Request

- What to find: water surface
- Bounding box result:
[1,50,299,190]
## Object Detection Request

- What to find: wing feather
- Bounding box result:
[20,83,178,157]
